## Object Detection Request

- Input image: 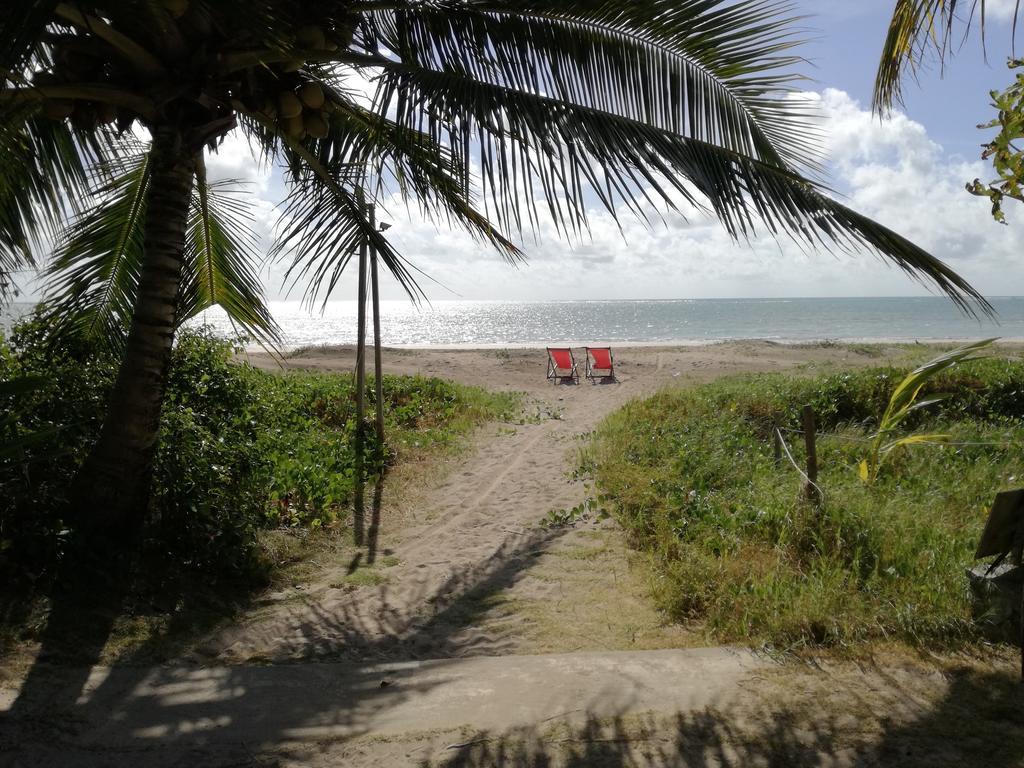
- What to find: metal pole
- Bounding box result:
[369,204,385,457]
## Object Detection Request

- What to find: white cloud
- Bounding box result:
[986,0,1021,22]
[205,133,273,194]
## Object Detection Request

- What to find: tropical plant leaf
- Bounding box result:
[859,338,996,483]
[881,338,997,427]
[179,153,281,350]
[44,150,150,345]
[362,0,823,173]
[375,65,991,313]
[881,433,951,453]
[874,0,1022,112]
[45,146,280,350]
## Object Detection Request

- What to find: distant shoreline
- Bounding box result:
[6,296,1023,350]
[265,337,1024,354]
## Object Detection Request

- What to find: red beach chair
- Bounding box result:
[546,347,579,384]
[585,347,615,382]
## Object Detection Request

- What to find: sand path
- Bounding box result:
[205,342,886,663]
[6,342,1021,767]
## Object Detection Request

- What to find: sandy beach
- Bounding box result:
[4,340,1022,766]
[197,341,914,663]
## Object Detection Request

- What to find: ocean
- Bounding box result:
[4,297,1023,348]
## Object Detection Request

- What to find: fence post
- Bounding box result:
[802,405,821,504]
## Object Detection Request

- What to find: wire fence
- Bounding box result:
[774,425,1012,449]
[770,405,1016,503]
[774,427,824,502]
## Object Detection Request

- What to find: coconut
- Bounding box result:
[298,82,324,110]
[283,114,306,140]
[304,112,329,139]
[296,25,326,50]
[277,90,303,119]
[259,97,278,121]
[281,58,304,73]
[42,99,75,120]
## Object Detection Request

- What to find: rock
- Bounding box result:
[967,562,1022,643]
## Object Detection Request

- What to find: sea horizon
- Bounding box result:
[4,296,1024,349]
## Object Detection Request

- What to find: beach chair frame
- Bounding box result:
[546,347,580,384]
[585,347,615,382]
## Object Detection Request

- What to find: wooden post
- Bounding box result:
[355,205,368,440]
[353,200,369,546]
[369,204,385,458]
[802,405,821,504]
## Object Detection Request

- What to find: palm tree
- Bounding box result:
[2,1,990,544]
[875,0,1021,111]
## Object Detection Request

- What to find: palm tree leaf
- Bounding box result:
[0,107,112,302]
[360,1,821,174]
[251,112,430,308]
[874,0,1021,112]
[45,147,280,350]
[377,66,991,314]
[0,0,57,73]
[287,85,523,262]
[43,149,150,345]
[179,153,281,350]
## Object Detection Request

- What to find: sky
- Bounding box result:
[163,2,1024,304]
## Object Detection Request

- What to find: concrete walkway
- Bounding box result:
[1,648,762,765]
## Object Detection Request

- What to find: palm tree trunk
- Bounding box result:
[71,127,195,543]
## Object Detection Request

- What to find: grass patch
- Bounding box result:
[588,357,1024,651]
[1,320,518,658]
[336,568,389,588]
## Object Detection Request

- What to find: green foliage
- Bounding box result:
[968,59,1024,223]
[3,0,996,320]
[858,339,996,484]
[0,317,516,588]
[43,152,280,349]
[589,358,1024,650]
[540,499,608,530]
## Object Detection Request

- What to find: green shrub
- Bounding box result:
[590,358,1024,650]
[1,316,517,592]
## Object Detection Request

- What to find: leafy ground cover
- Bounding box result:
[0,319,518,613]
[588,356,1024,651]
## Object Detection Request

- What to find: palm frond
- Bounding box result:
[0,106,117,302]
[0,0,56,74]
[875,0,1022,112]
[179,154,281,349]
[374,66,990,314]
[360,1,821,174]
[287,84,523,262]
[44,147,280,349]
[258,116,429,308]
[43,150,150,345]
